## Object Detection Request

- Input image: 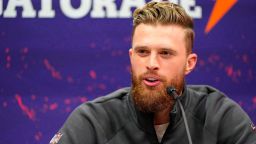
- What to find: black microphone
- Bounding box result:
[166,87,179,99]
[166,87,193,144]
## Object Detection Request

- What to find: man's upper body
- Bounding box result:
[51,1,256,143]
[52,85,256,144]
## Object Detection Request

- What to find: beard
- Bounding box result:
[131,69,185,113]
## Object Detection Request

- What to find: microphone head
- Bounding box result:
[166,86,179,99]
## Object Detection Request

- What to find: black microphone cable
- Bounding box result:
[166,87,193,144]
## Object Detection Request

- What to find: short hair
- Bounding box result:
[132,1,194,54]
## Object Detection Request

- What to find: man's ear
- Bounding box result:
[129,48,133,57]
[185,53,197,75]
[129,48,134,62]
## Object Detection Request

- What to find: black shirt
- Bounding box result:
[53,85,256,144]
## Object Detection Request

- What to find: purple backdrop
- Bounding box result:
[0,0,255,143]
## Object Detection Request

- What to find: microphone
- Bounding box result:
[166,87,179,99]
[166,87,193,144]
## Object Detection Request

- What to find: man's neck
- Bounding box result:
[154,107,171,125]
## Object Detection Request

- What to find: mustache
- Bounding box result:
[138,70,167,82]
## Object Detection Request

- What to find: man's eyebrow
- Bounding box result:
[133,46,178,55]
[133,46,149,50]
[159,48,178,55]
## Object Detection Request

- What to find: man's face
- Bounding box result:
[129,24,197,112]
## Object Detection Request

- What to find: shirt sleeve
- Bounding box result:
[52,105,97,144]
[217,100,256,144]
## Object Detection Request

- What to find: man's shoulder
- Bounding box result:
[57,87,132,143]
[186,85,255,143]
[92,87,131,103]
[187,85,224,97]
[186,84,233,104]
[186,84,236,108]
[74,87,131,118]
[186,84,249,125]
[69,87,132,133]
[185,85,241,124]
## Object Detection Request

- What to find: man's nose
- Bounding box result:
[146,54,159,71]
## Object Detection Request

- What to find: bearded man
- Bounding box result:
[51,1,256,144]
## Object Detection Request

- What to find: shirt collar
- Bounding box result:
[127,85,189,134]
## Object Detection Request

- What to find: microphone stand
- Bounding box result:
[167,87,193,144]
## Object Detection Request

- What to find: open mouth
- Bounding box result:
[143,77,161,87]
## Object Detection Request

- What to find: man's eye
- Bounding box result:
[136,49,149,56]
[160,51,170,55]
[159,51,171,58]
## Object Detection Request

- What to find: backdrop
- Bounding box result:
[0,0,255,143]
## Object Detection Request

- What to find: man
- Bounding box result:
[51,1,256,144]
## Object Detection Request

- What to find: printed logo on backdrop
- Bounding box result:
[0,0,237,33]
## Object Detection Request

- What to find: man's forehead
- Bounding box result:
[132,24,187,49]
[134,23,186,34]
[132,24,186,42]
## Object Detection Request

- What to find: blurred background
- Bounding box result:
[0,0,255,143]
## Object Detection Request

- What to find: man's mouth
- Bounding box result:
[143,77,161,87]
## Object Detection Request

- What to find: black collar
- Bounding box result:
[127,86,190,135]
